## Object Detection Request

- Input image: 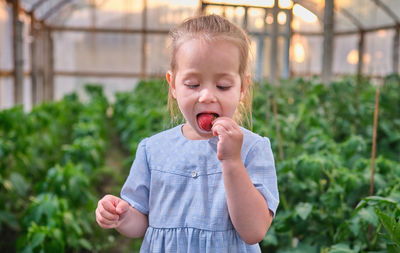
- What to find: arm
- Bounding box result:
[222,159,273,244]
[115,138,151,237]
[212,118,274,244]
[116,204,149,238]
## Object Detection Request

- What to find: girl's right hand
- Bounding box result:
[96,194,130,229]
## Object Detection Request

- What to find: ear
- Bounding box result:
[240,75,250,101]
[166,71,177,99]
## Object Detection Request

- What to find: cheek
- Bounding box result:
[175,95,191,115]
[223,96,241,116]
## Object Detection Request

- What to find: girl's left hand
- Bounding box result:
[212,117,243,162]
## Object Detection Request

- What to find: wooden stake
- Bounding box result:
[368,86,380,241]
[370,87,380,196]
[266,93,271,122]
[272,97,284,160]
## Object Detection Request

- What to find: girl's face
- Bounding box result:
[167,38,247,140]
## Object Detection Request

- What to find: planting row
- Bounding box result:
[113,77,400,253]
[1,86,115,252]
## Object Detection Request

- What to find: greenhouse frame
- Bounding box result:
[1,0,400,109]
[1,1,400,253]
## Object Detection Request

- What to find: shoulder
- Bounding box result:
[242,128,275,168]
[240,127,271,148]
[240,127,274,163]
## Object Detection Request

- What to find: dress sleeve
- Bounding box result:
[244,137,279,215]
[120,138,150,215]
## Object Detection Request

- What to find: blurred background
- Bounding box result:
[1,0,400,110]
[1,1,399,253]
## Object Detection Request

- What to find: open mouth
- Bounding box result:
[196,113,219,131]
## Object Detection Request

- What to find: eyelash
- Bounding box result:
[217,85,230,91]
[186,84,199,89]
[184,84,231,90]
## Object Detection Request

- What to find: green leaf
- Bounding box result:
[357,207,379,227]
[9,172,29,196]
[20,245,33,253]
[295,202,313,220]
[30,232,46,248]
[277,241,318,253]
[327,243,356,253]
[355,196,400,212]
[349,216,361,236]
[79,238,93,250]
[0,210,19,230]
[375,208,400,247]
[387,244,400,253]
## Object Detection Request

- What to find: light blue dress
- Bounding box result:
[121,125,279,253]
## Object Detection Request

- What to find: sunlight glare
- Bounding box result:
[377,29,387,37]
[203,0,274,8]
[363,53,371,64]
[293,4,318,23]
[266,13,274,25]
[278,11,287,25]
[255,17,264,29]
[206,6,223,15]
[294,43,305,63]
[347,50,358,65]
[279,0,293,9]
[291,19,300,30]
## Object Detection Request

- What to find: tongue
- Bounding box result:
[197,113,216,131]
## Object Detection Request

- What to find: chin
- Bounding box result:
[197,125,216,139]
[192,125,211,137]
[182,122,213,140]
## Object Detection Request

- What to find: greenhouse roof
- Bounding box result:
[17,0,400,34]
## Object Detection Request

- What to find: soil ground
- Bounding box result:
[100,121,143,253]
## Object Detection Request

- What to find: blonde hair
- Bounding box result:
[167,14,253,128]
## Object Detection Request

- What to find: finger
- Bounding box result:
[212,124,228,138]
[212,116,232,126]
[116,200,130,215]
[96,207,118,228]
[214,117,243,136]
[101,198,118,214]
[213,118,238,133]
[98,204,119,221]
[98,219,117,229]
[96,206,118,225]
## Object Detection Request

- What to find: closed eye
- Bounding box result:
[217,86,230,91]
[185,84,200,89]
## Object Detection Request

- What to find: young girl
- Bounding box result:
[96,14,279,252]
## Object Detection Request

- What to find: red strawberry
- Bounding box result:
[197,113,217,131]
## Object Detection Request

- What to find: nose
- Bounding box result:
[198,88,217,103]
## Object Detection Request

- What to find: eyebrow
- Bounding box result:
[179,70,238,81]
[215,73,236,79]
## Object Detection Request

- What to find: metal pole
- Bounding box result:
[255,35,264,81]
[43,28,54,101]
[393,26,400,74]
[48,29,54,100]
[243,6,248,31]
[12,0,24,106]
[357,31,365,77]
[141,0,147,79]
[283,10,292,79]
[322,0,334,84]
[30,13,38,106]
[270,3,279,85]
